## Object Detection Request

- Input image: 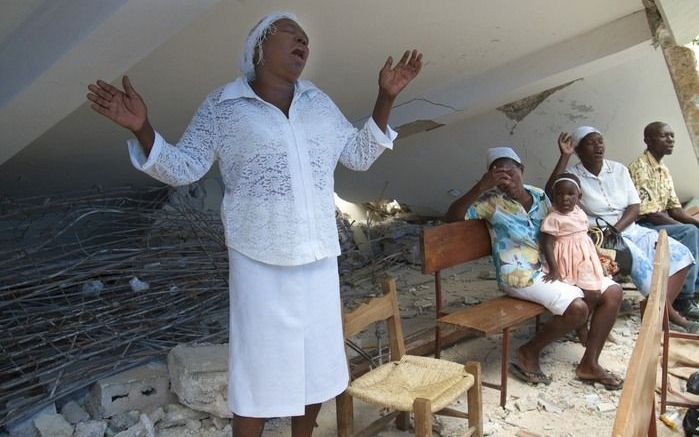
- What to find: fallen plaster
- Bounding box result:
[497,80,579,123]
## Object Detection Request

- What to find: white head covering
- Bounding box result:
[486,146,522,169]
[240,11,299,81]
[571,126,601,147]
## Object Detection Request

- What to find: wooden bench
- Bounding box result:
[421,220,547,407]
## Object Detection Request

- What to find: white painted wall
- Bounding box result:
[335,43,699,216]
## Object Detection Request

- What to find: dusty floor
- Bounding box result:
[264,262,687,436]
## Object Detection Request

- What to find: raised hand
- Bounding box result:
[378,49,423,99]
[87,76,148,132]
[557,132,574,156]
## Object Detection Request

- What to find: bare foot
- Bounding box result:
[575,364,623,390]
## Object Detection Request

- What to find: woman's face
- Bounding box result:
[256,19,309,81]
[575,132,605,168]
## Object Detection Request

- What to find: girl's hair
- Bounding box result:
[552,173,581,193]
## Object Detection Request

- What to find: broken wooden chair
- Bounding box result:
[336,276,483,437]
[612,230,669,437]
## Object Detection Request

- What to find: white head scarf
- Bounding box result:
[240,11,300,81]
[486,146,522,169]
[571,126,601,147]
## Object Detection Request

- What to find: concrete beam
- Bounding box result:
[656,0,699,45]
[385,10,652,136]
[0,0,220,166]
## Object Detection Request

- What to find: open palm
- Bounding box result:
[379,50,423,99]
[87,76,147,132]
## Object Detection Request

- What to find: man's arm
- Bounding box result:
[639,211,680,225]
[668,208,699,226]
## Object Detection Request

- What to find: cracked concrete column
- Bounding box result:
[645,0,699,163]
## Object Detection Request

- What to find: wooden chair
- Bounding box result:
[612,231,670,437]
[660,306,699,413]
[421,220,547,407]
[336,276,483,437]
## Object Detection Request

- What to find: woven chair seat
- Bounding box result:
[347,355,474,412]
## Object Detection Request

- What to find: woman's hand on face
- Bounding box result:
[87,76,148,133]
[378,49,423,99]
[478,168,511,192]
[557,132,574,157]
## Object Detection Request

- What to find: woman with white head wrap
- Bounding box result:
[546,128,697,333]
[87,12,423,436]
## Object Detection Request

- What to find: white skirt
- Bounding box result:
[227,249,349,417]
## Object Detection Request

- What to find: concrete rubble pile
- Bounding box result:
[0,186,230,430]
[6,344,235,437]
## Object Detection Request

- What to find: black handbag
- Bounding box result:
[588,217,633,277]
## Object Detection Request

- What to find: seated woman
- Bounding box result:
[546,127,698,333]
[446,147,623,390]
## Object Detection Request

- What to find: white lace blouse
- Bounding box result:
[129,77,396,266]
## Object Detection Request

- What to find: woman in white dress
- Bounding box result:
[87,12,422,436]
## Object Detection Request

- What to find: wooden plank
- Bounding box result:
[612,231,670,437]
[438,296,546,336]
[421,220,492,274]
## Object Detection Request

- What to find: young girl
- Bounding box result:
[541,173,607,344]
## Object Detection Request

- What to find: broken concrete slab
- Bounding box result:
[60,400,90,424]
[7,403,56,437]
[74,420,107,437]
[33,414,73,437]
[113,408,163,437]
[86,361,172,419]
[159,403,207,429]
[167,344,231,418]
[109,410,140,432]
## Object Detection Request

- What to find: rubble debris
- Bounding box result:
[129,277,150,293]
[82,280,105,297]
[73,420,108,437]
[109,411,140,432]
[33,414,73,437]
[6,403,56,437]
[167,344,230,418]
[0,186,230,428]
[87,362,172,419]
[60,400,90,424]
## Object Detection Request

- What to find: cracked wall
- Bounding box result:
[335,44,699,215]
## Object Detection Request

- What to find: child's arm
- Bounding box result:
[541,233,561,283]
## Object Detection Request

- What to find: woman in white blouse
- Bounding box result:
[87,12,422,436]
[546,127,697,333]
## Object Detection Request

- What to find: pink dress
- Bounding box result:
[540,205,605,290]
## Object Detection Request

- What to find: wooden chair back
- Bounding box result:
[421,220,491,274]
[342,276,406,362]
[611,230,669,437]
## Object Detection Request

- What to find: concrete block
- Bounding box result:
[159,404,207,428]
[167,344,231,418]
[113,408,163,437]
[86,362,172,418]
[7,403,56,437]
[109,411,140,432]
[33,414,73,437]
[60,400,90,424]
[74,420,108,437]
